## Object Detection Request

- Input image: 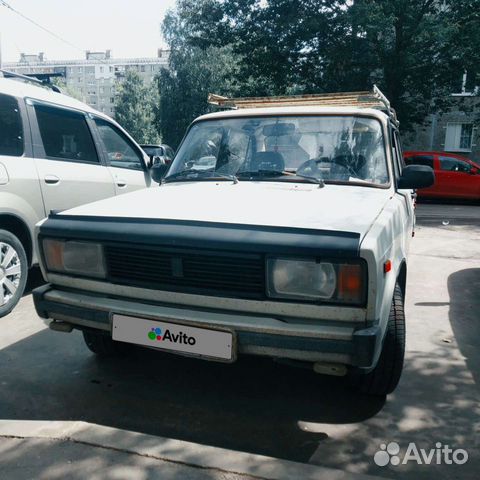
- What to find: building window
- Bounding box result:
[445,123,474,152]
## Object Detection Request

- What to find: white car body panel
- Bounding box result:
[63,182,391,238]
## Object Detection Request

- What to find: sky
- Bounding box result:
[0,0,177,63]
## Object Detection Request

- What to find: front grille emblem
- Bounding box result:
[171,257,184,278]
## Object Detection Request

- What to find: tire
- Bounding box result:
[351,284,406,396]
[0,230,28,318]
[82,330,129,357]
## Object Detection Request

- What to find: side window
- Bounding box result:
[394,132,405,170]
[166,147,175,159]
[405,155,434,169]
[439,156,471,173]
[391,130,402,179]
[34,104,99,163]
[0,94,24,157]
[94,119,144,170]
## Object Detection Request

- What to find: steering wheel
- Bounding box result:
[297,158,356,179]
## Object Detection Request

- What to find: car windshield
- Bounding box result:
[166,115,389,186]
[143,146,163,157]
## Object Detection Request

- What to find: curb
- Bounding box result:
[0,420,388,480]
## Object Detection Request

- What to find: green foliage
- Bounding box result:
[160,0,480,132]
[114,70,160,144]
[51,77,83,101]
[156,44,246,148]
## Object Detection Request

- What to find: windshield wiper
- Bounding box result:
[164,169,238,184]
[237,170,324,187]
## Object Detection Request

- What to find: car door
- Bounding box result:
[92,117,151,195]
[28,101,115,214]
[437,155,477,198]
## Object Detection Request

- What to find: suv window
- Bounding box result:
[0,94,24,157]
[405,155,434,169]
[95,119,144,170]
[439,156,471,173]
[35,104,99,163]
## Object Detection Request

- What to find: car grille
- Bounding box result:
[104,244,265,298]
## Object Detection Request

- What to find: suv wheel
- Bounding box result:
[0,230,28,318]
[351,283,406,396]
[83,330,130,357]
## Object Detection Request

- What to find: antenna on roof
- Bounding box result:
[208,86,399,126]
[0,69,62,93]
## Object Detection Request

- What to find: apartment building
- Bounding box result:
[3,49,169,117]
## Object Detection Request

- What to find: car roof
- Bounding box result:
[0,77,110,120]
[194,106,390,125]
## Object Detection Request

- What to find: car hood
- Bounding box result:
[63,181,392,239]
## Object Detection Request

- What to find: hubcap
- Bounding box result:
[0,242,21,307]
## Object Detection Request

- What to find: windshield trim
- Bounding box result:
[167,113,392,189]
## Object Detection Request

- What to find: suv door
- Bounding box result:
[0,93,45,224]
[28,102,115,213]
[93,117,151,195]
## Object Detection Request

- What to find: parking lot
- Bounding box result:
[0,203,479,480]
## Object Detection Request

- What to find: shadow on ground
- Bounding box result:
[0,325,384,465]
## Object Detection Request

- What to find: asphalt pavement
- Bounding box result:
[0,202,479,480]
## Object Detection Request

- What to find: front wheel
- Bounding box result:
[0,230,28,318]
[351,284,406,396]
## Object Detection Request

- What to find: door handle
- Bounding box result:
[116,180,127,188]
[44,175,60,185]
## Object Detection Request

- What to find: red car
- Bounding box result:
[404,151,480,200]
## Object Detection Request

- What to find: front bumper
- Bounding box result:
[33,284,381,368]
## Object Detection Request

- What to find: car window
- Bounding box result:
[143,146,164,157]
[35,104,99,163]
[0,94,24,157]
[95,119,144,170]
[405,155,434,169]
[391,130,403,179]
[169,116,389,185]
[166,147,175,158]
[439,156,471,173]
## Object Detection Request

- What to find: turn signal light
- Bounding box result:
[337,264,363,304]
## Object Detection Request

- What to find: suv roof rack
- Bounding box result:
[208,85,399,126]
[0,69,62,93]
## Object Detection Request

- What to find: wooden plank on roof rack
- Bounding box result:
[207,91,386,109]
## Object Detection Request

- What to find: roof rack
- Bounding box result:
[208,85,399,126]
[0,69,62,93]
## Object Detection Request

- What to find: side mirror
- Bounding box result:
[470,166,479,175]
[398,165,435,190]
[150,163,169,183]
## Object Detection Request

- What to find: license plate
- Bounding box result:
[112,314,234,361]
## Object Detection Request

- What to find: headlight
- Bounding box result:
[266,257,366,304]
[42,239,106,279]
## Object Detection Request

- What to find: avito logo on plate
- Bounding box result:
[147,327,196,346]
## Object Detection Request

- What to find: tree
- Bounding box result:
[114,70,159,144]
[161,0,480,130]
[157,44,244,147]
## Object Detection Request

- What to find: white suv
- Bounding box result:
[33,89,434,396]
[0,76,152,316]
